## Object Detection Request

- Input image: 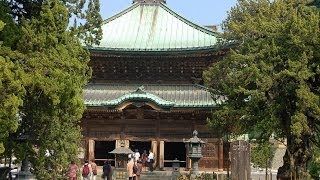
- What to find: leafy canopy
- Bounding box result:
[12,0,91,178]
[204,0,320,178]
[6,0,103,46]
[0,21,25,154]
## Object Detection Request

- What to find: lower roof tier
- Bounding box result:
[84,84,222,109]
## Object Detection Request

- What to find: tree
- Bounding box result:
[0,21,25,154]
[5,0,103,46]
[11,0,91,178]
[251,141,275,179]
[75,0,103,46]
[0,1,21,48]
[308,146,320,179]
[203,0,320,179]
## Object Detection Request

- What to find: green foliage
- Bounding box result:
[204,0,320,178]
[0,21,25,154]
[76,0,103,46]
[251,141,275,169]
[10,0,91,178]
[0,0,95,178]
[308,147,320,179]
[5,0,103,46]
[0,1,21,48]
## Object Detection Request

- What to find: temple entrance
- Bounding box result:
[94,141,115,166]
[164,142,186,167]
[129,141,151,155]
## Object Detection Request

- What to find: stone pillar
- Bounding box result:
[88,139,95,161]
[18,158,35,179]
[218,139,224,171]
[191,160,199,176]
[152,140,158,169]
[230,140,251,180]
[159,141,164,170]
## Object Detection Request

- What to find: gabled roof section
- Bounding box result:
[101,86,175,108]
[89,2,223,52]
[84,84,221,109]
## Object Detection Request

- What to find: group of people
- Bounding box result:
[66,149,154,180]
[67,159,112,180]
[127,149,154,180]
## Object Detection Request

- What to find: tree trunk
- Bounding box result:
[277,135,312,180]
[277,150,292,180]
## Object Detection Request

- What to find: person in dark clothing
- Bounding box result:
[102,160,112,180]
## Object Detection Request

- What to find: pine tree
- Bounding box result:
[204,0,320,178]
[14,0,91,178]
[0,21,25,154]
[6,0,103,46]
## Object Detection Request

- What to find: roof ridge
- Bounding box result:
[159,3,221,37]
[103,3,139,24]
[103,2,221,38]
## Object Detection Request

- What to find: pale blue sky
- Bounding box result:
[100,1,238,29]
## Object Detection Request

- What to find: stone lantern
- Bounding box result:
[184,130,205,177]
[16,134,35,180]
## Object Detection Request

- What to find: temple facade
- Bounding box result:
[81,0,232,171]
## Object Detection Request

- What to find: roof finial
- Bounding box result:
[133,0,166,4]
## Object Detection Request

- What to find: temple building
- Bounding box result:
[81,0,232,171]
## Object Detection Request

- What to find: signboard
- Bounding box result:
[231,140,251,180]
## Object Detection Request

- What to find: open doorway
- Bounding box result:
[94,141,115,166]
[164,142,186,167]
[129,141,151,155]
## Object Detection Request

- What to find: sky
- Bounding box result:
[100,0,238,30]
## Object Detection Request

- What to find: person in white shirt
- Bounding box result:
[134,149,140,163]
[147,150,154,172]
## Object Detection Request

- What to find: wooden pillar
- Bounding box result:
[125,140,130,148]
[186,145,191,169]
[151,140,158,169]
[116,140,120,148]
[218,139,224,171]
[159,141,164,170]
[88,139,95,161]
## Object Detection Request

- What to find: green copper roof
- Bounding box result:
[89,2,222,51]
[100,86,174,108]
[84,84,220,108]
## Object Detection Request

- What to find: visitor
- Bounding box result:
[147,150,154,172]
[127,154,136,180]
[82,160,92,180]
[136,159,143,180]
[102,160,112,180]
[90,159,98,180]
[134,149,140,163]
[67,160,78,180]
[141,150,148,171]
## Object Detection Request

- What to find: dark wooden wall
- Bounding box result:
[89,55,220,84]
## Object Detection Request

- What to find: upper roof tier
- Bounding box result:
[89,2,223,52]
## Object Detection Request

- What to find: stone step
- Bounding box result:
[140,171,179,180]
